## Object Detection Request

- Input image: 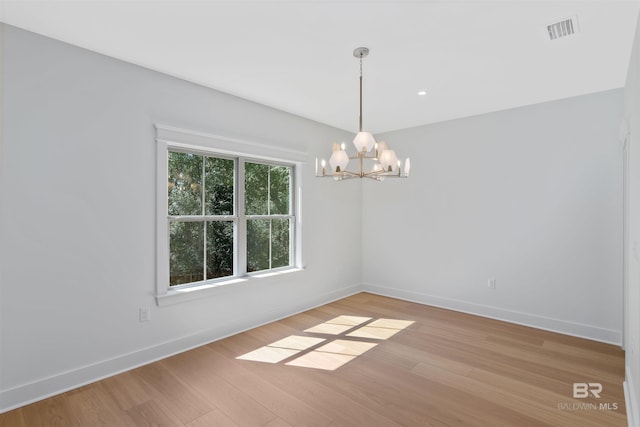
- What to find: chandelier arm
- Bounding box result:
[318,168,406,179]
[347,153,377,161]
[322,170,360,178]
[330,173,360,181]
[363,168,407,178]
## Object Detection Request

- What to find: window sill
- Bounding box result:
[155,267,305,307]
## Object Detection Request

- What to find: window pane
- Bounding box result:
[269,166,290,215]
[169,221,204,286]
[168,152,202,216]
[245,162,269,215]
[247,219,270,272]
[205,157,234,215]
[206,221,234,279]
[271,219,290,268]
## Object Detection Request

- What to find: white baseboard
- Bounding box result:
[625,375,639,427]
[0,284,361,414]
[363,284,622,345]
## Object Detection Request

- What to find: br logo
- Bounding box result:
[573,383,602,398]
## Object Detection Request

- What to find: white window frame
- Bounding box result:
[155,124,305,306]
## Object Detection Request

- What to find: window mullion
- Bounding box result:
[203,221,208,281]
[202,157,207,281]
[267,165,271,216]
[237,158,247,276]
[269,219,273,270]
[169,215,236,222]
[267,165,272,269]
[290,167,295,268]
[245,214,293,220]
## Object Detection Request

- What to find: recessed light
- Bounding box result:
[417,91,427,96]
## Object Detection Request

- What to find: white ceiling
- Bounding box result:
[1,0,639,133]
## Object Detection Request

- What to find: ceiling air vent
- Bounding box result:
[547,16,579,41]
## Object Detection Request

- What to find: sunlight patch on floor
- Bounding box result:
[325,315,372,326]
[347,318,416,340]
[237,316,414,370]
[304,323,354,335]
[236,346,300,364]
[347,326,400,340]
[269,335,326,350]
[369,319,415,329]
[286,351,356,370]
[316,339,378,356]
[236,335,325,363]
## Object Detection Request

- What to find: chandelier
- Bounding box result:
[316,47,410,181]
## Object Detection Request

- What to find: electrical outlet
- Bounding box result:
[139,307,150,323]
[488,278,496,290]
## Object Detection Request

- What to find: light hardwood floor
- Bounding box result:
[0,293,626,426]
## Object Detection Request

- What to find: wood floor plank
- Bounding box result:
[216,351,402,427]
[185,409,239,427]
[124,399,184,426]
[160,347,278,427]
[131,361,212,424]
[263,417,294,427]
[0,292,626,427]
[468,367,626,423]
[19,392,81,427]
[101,371,155,411]
[542,339,626,366]
[0,407,26,427]
[401,323,622,393]
[65,383,137,427]
[328,345,546,427]
[412,360,622,427]
[196,346,333,427]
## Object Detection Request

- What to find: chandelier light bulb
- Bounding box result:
[379,149,398,172]
[329,149,349,173]
[376,141,388,158]
[353,131,376,153]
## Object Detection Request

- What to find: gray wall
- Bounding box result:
[623,10,640,427]
[0,25,362,411]
[363,89,624,344]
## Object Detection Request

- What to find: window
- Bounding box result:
[245,162,292,272]
[156,124,304,302]
[167,151,295,287]
[168,151,235,285]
